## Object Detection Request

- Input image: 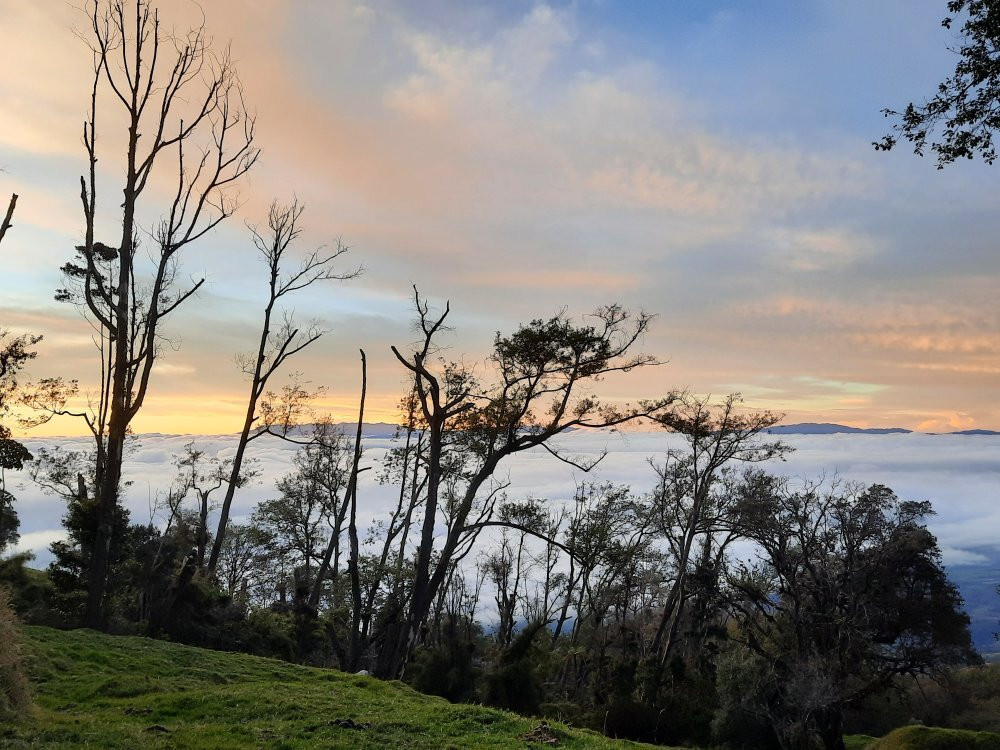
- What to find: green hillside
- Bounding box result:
[2,626,662,749]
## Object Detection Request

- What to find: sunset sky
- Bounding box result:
[2,0,998,435]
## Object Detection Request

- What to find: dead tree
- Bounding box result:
[206,200,358,575]
[54,0,258,627]
[0,194,16,246]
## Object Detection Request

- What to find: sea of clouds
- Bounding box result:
[9,430,1000,653]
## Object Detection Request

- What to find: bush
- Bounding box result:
[0,553,56,625]
[600,700,661,743]
[869,725,1000,750]
[482,620,546,715]
[0,586,32,717]
[239,608,297,660]
[929,665,1000,733]
[408,641,478,703]
[846,666,1000,737]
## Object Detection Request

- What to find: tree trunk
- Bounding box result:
[86,120,139,628]
[346,350,366,670]
[816,708,845,750]
[0,193,17,246]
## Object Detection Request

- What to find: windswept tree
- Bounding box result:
[374,290,679,678]
[49,0,258,627]
[206,200,358,575]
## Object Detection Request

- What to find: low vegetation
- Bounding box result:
[0,587,31,718]
[2,626,663,750]
[867,725,1000,750]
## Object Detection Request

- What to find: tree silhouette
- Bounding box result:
[877,0,1000,166]
[53,0,258,627]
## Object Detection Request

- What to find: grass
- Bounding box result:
[2,626,667,749]
[844,735,878,750]
[0,588,32,716]
[941,664,1000,733]
[867,725,1000,750]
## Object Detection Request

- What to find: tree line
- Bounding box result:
[0,2,993,749]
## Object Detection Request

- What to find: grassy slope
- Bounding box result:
[868,725,1000,749]
[3,626,665,750]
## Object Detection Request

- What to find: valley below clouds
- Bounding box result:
[12,429,1000,654]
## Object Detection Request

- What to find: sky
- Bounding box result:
[10,430,1000,652]
[1,0,999,434]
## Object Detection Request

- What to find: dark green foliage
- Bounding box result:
[47,493,133,625]
[638,659,717,747]
[940,665,1000,732]
[722,482,979,749]
[408,641,478,703]
[238,608,297,660]
[482,620,547,715]
[0,486,21,552]
[0,439,31,471]
[152,573,244,648]
[877,0,1000,167]
[711,705,782,750]
[852,664,1000,735]
[601,701,664,744]
[0,553,55,625]
[407,613,480,703]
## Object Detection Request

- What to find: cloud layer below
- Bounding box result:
[10,430,999,651]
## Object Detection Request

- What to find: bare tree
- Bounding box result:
[0,193,16,247]
[49,0,258,627]
[166,442,257,569]
[206,200,358,575]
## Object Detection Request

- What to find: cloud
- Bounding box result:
[0,4,90,159]
[8,529,67,558]
[0,0,997,436]
[940,548,992,567]
[10,430,998,648]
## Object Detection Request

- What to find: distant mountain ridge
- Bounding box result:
[767,422,1000,436]
[130,421,999,440]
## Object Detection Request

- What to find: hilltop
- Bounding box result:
[3,626,660,750]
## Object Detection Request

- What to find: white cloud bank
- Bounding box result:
[9,430,999,648]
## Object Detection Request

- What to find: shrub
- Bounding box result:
[0,552,56,625]
[869,725,1000,750]
[240,608,296,660]
[407,641,478,703]
[482,620,546,715]
[0,586,32,717]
